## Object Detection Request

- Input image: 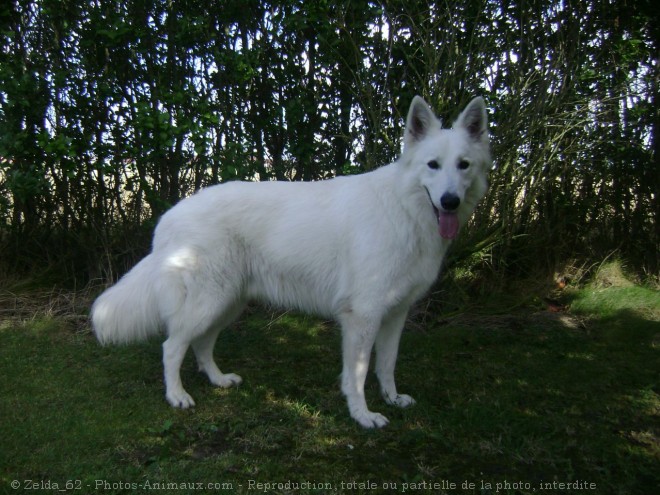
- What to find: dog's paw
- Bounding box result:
[384,393,416,409]
[212,373,242,388]
[166,389,196,409]
[352,410,390,429]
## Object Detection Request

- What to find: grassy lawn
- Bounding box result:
[0,271,658,494]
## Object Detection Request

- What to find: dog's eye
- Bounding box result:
[427,160,440,170]
[457,159,470,170]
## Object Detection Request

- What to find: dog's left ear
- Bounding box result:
[455,97,488,142]
[404,96,440,149]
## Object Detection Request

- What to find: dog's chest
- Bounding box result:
[384,241,445,308]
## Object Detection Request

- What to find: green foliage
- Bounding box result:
[564,261,660,344]
[0,0,657,279]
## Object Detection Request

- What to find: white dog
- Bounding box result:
[91,96,491,428]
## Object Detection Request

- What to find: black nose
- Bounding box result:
[440,193,460,211]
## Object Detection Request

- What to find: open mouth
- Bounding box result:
[425,188,459,240]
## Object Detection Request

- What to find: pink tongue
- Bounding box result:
[438,212,459,239]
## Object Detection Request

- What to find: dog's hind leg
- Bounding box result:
[375,308,416,408]
[191,303,245,388]
[163,333,196,408]
[162,274,242,409]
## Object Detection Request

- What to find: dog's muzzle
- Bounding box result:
[425,188,460,240]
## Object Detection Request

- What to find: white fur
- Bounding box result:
[91,96,491,428]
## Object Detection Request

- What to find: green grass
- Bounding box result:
[0,275,658,494]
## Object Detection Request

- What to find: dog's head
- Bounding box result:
[401,96,491,239]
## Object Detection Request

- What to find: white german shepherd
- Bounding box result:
[91,96,491,428]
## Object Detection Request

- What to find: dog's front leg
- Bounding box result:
[339,312,389,428]
[375,308,416,408]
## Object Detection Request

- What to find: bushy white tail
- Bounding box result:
[91,255,163,345]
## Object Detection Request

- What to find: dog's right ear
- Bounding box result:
[404,96,439,149]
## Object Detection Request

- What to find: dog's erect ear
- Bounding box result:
[455,97,488,142]
[404,96,439,149]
